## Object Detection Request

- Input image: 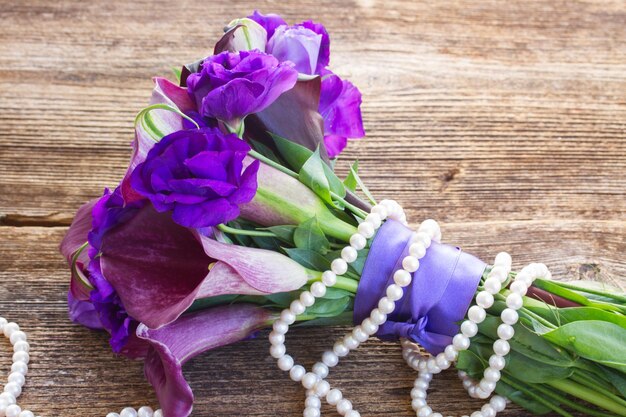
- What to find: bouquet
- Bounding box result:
[60,11,626,417]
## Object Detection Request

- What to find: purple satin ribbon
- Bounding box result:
[354,220,486,354]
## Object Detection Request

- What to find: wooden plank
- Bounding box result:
[0,223,623,415]
[1,0,625,224]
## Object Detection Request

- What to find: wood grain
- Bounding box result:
[0,0,624,415]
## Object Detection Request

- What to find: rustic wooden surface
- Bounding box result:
[0,0,625,416]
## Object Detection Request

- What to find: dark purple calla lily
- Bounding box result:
[99,204,313,329]
[138,304,272,417]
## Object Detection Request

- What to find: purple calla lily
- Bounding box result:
[138,304,272,417]
[99,204,313,329]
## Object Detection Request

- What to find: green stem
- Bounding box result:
[547,379,626,416]
[549,280,626,303]
[571,371,626,409]
[249,150,298,178]
[501,376,574,417]
[217,224,277,238]
[330,191,367,219]
[334,276,359,293]
[533,382,616,417]
[573,369,619,397]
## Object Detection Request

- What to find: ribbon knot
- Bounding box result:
[354,220,486,354]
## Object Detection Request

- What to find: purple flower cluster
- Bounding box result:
[130,127,259,229]
[248,10,364,157]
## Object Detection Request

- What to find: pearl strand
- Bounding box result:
[0,318,162,417]
[271,199,442,417]
[403,257,551,417]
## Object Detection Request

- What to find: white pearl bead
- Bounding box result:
[350,234,367,250]
[357,222,375,238]
[479,379,497,392]
[506,293,523,310]
[0,318,7,330]
[273,320,288,334]
[490,395,507,412]
[444,345,458,361]
[462,378,473,389]
[305,395,321,409]
[452,334,470,351]
[345,411,361,417]
[510,280,528,296]
[417,405,432,417]
[0,392,16,404]
[290,300,306,315]
[310,282,327,298]
[333,341,349,357]
[500,308,519,325]
[120,408,138,417]
[301,372,318,389]
[362,318,378,335]
[483,278,501,294]
[270,343,286,359]
[315,379,330,397]
[490,266,508,283]
[481,404,496,417]
[489,354,506,370]
[331,259,348,275]
[476,291,494,309]
[3,383,21,397]
[8,373,24,387]
[18,411,34,417]
[402,256,420,272]
[12,341,29,353]
[322,350,339,367]
[419,372,433,382]
[426,358,441,374]
[106,413,121,417]
[493,340,510,356]
[435,353,451,370]
[365,212,382,228]
[5,404,21,417]
[409,243,426,259]
[369,309,387,325]
[468,306,486,323]
[371,204,388,219]
[344,335,360,350]
[460,320,478,338]
[9,332,26,345]
[393,270,412,287]
[300,291,315,307]
[289,365,306,381]
[312,362,329,378]
[341,246,358,263]
[484,367,501,383]
[326,388,343,405]
[322,270,337,286]
[352,326,369,343]
[378,297,395,314]
[386,284,404,302]
[497,323,515,340]
[277,355,294,371]
[418,219,440,238]
[137,407,153,417]
[470,411,484,417]
[269,331,285,345]
[336,398,353,415]
[153,410,163,417]
[3,323,19,338]
[431,413,443,417]
[303,407,320,417]
[411,398,426,410]
[280,310,296,325]
[494,252,512,267]
[11,362,27,375]
[414,232,431,248]
[414,379,429,391]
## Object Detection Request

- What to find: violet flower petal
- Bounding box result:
[248,10,287,38]
[267,25,322,75]
[67,291,102,330]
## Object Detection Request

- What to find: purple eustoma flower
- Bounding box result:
[186,50,298,127]
[248,10,286,38]
[130,127,260,229]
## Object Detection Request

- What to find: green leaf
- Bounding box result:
[556,307,626,329]
[601,366,626,398]
[348,161,376,204]
[264,225,296,244]
[171,66,182,84]
[250,235,281,251]
[283,248,330,271]
[134,103,199,141]
[271,132,314,171]
[322,287,353,300]
[540,320,626,373]
[343,160,359,192]
[495,379,554,415]
[293,217,330,254]
[298,147,346,206]
[249,139,284,165]
[304,296,352,317]
[533,279,623,313]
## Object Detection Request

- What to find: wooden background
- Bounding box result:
[0,0,625,415]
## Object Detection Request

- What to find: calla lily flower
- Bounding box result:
[138,304,272,417]
[215,18,268,53]
[99,204,314,329]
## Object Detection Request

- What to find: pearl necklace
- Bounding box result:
[272,200,552,417]
[0,318,162,417]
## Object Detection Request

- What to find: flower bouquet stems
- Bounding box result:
[60,11,626,417]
